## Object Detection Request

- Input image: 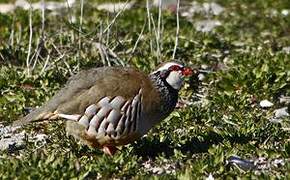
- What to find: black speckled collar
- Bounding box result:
[149,71,178,117]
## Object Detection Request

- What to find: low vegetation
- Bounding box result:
[0,0,290,179]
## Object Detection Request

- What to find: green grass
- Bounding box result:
[1,0,290,179]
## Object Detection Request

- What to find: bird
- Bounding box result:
[13,61,194,155]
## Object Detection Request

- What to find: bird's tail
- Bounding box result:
[12,107,57,127]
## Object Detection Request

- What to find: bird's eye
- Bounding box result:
[169,65,181,71]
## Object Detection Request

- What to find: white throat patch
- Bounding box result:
[166,71,184,90]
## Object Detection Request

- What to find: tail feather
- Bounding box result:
[12,107,55,126]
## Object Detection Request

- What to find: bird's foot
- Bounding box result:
[102,145,118,156]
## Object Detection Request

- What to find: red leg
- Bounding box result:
[102,146,118,156]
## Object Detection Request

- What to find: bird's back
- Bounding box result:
[14,66,161,126]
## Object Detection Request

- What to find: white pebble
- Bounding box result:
[281,9,289,16]
[274,107,289,118]
[198,73,206,81]
[260,100,273,108]
[206,173,215,180]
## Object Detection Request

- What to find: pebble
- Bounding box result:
[259,100,273,108]
[274,107,289,118]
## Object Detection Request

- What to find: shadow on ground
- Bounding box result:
[132,131,254,159]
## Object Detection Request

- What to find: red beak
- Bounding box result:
[182,67,193,76]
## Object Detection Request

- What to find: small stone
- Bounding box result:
[194,20,222,32]
[269,118,283,123]
[272,159,285,168]
[31,134,48,148]
[198,73,206,81]
[206,173,214,180]
[259,100,273,108]
[181,2,224,17]
[203,2,224,15]
[282,47,290,54]
[201,64,209,69]
[227,155,256,171]
[97,1,135,13]
[279,95,290,103]
[281,9,289,16]
[0,4,15,13]
[143,163,151,169]
[152,167,164,174]
[0,132,25,151]
[274,107,289,118]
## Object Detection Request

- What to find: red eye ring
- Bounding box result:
[168,65,193,76]
[168,65,181,71]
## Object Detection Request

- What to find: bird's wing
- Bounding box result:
[13,67,160,127]
[65,89,143,147]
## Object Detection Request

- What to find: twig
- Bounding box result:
[41,0,45,35]
[46,39,72,75]
[40,52,50,75]
[146,0,153,53]
[105,13,111,62]
[150,14,158,55]
[63,59,74,76]
[172,0,180,59]
[102,0,129,34]
[31,0,46,72]
[156,0,163,61]
[9,15,15,48]
[0,52,4,61]
[44,53,67,73]
[65,0,74,23]
[149,2,162,61]
[131,20,146,54]
[31,37,42,70]
[94,42,123,66]
[26,3,33,76]
[95,42,109,66]
[50,39,63,56]
[16,19,23,46]
[77,0,84,71]
[107,46,124,66]
[36,0,46,66]
[98,23,107,66]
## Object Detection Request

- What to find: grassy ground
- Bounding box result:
[0,0,290,179]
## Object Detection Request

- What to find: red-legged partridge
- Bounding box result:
[14,62,193,155]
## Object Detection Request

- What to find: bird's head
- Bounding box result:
[152,61,194,90]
